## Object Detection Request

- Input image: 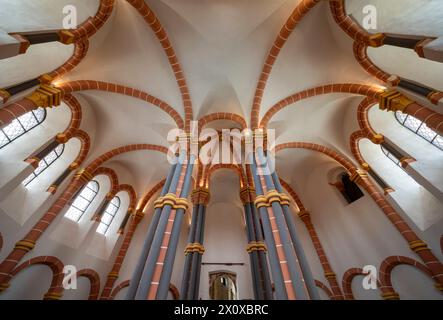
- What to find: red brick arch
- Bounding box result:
[137,180,166,213]
[250,0,322,129]
[71,0,115,41]
[169,283,179,300]
[58,80,184,129]
[85,143,168,173]
[10,256,64,298]
[274,142,357,173]
[94,167,119,195]
[350,131,367,166]
[204,164,246,188]
[62,94,83,131]
[378,256,434,296]
[115,184,137,210]
[353,42,391,83]
[198,112,247,131]
[70,129,91,166]
[127,0,193,131]
[341,267,367,300]
[76,268,101,300]
[329,0,373,45]
[314,279,333,300]
[109,279,130,299]
[49,40,90,80]
[260,83,383,129]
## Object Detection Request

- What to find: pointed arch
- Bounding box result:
[76,268,101,300]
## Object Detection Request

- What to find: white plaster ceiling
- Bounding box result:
[1,0,442,198]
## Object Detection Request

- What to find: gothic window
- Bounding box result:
[96,196,121,235]
[395,111,443,150]
[0,108,46,149]
[65,180,100,222]
[22,144,65,187]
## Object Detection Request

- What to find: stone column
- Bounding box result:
[180,187,209,300]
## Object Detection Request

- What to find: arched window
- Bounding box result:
[395,111,443,150]
[97,196,121,235]
[22,144,65,187]
[0,108,46,149]
[65,180,99,222]
[380,145,401,167]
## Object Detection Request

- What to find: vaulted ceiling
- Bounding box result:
[1,0,442,199]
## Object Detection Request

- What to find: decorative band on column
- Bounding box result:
[191,188,210,205]
[240,186,256,204]
[254,190,290,209]
[246,241,267,253]
[74,168,94,183]
[381,291,400,300]
[0,283,10,292]
[408,240,428,252]
[154,193,190,211]
[297,210,310,220]
[379,90,414,113]
[324,272,336,280]
[107,272,119,280]
[435,283,443,292]
[14,239,36,252]
[135,209,144,220]
[43,292,63,300]
[184,243,205,255]
[349,169,368,184]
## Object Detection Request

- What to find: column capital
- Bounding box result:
[254,190,290,209]
[191,187,210,205]
[38,73,54,85]
[74,168,94,183]
[379,90,415,113]
[246,241,267,253]
[400,156,416,168]
[0,88,11,104]
[69,162,80,171]
[154,193,190,211]
[370,134,384,144]
[367,33,386,48]
[361,163,370,171]
[24,84,62,108]
[47,184,58,195]
[57,30,75,44]
[383,187,395,195]
[55,133,68,143]
[184,242,205,255]
[105,192,115,201]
